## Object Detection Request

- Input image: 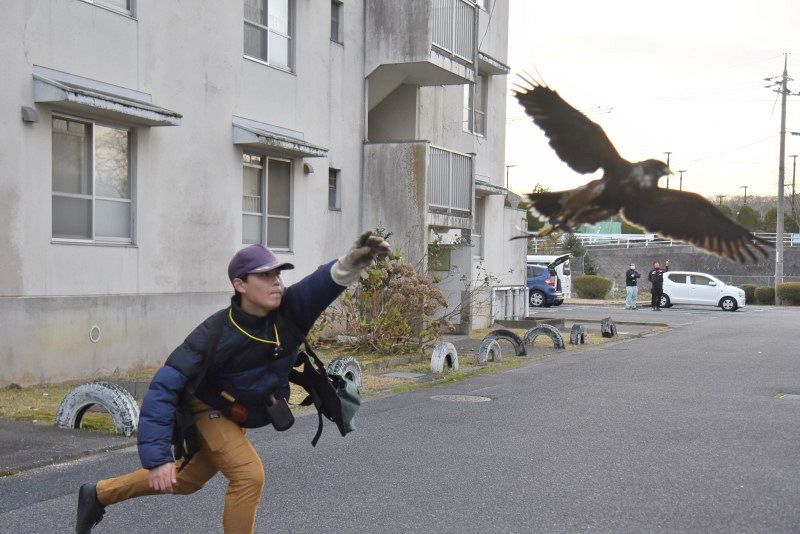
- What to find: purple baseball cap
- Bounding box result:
[228,244,294,282]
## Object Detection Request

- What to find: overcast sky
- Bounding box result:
[504,0,800,201]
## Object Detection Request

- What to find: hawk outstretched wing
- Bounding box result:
[513,77,624,175]
[621,189,770,263]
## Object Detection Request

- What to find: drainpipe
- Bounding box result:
[359,0,368,232]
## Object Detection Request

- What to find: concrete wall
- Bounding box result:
[362,142,428,265]
[477,2,510,65]
[365,0,431,77]
[368,84,418,142]
[0,293,228,386]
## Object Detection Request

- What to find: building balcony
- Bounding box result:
[366,0,477,109]
[362,141,474,263]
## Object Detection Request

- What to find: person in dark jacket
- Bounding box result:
[647,259,670,310]
[624,263,641,309]
[75,232,391,534]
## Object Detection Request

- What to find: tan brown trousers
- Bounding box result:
[96,397,265,534]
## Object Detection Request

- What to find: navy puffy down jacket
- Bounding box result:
[137,260,344,469]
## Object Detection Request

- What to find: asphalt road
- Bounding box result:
[2,305,799,533]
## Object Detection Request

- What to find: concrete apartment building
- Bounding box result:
[0,0,524,386]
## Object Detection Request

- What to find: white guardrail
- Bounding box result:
[529,232,799,252]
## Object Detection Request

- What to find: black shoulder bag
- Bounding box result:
[284,318,362,447]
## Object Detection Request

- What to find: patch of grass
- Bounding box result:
[0,365,162,433]
[0,382,77,425]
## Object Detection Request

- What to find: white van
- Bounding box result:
[526,254,572,298]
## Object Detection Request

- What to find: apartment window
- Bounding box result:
[242,154,292,249]
[331,1,343,43]
[244,0,293,70]
[428,247,452,271]
[52,117,133,242]
[80,0,134,15]
[463,74,487,135]
[328,168,341,210]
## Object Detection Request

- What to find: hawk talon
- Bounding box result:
[533,224,555,237]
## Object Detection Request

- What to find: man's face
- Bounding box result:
[654,262,660,269]
[235,270,284,313]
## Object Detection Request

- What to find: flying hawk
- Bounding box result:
[512,76,769,263]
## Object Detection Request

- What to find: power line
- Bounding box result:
[684,135,778,163]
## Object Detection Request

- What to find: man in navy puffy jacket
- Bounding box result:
[76,232,390,534]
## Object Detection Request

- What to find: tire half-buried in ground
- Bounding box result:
[523,324,565,349]
[55,381,140,437]
[570,324,588,344]
[484,329,527,356]
[601,317,618,338]
[477,338,501,364]
[327,355,363,389]
[430,341,459,373]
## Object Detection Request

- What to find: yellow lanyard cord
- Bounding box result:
[228,308,281,346]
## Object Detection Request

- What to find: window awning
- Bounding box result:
[33,75,182,127]
[478,52,510,76]
[475,179,507,196]
[232,119,328,158]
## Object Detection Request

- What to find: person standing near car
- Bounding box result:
[648,259,670,310]
[624,263,641,309]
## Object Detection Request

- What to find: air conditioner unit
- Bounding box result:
[429,228,462,245]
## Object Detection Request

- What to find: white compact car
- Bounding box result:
[659,271,746,311]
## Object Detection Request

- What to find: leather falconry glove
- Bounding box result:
[331,231,392,286]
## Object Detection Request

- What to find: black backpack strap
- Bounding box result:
[187,307,228,395]
[174,307,228,469]
[281,310,332,447]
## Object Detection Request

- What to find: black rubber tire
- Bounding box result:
[55,381,139,437]
[523,324,565,349]
[477,338,501,364]
[529,290,546,307]
[719,296,738,311]
[484,329,526,356]
[659,294,671,308]
[327,356,363,388]
[570,324,587,344]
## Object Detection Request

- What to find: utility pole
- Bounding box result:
[790,154,798,226]
[764,53,799,301]
[740,185,748,205]
[716,194,725,206]
[663,151,672,188]
[677,170,686,191]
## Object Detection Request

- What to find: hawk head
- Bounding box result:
[629,159,672,189]
[642,159,672,179]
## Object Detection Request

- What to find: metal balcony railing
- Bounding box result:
[242,195,262,213]
[431,0,476,64]
[428,146,472,214]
